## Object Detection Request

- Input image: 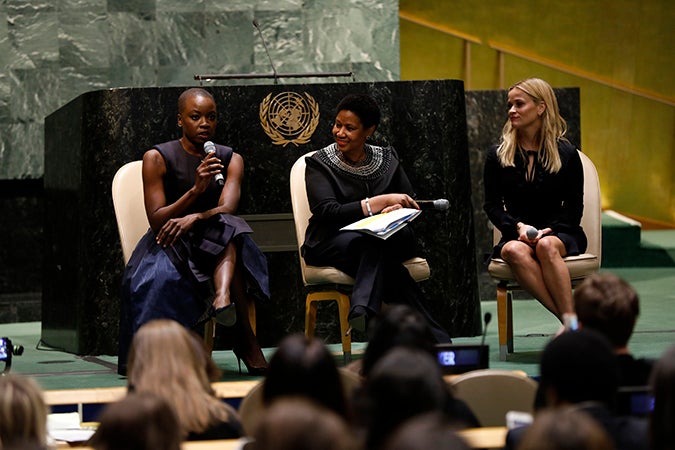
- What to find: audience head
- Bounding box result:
[382,412,471,450]
[87,392,182,450]
[335,93,381,131]
[539,329,619,408]
[574,272,640,350]
[361,304,436,378]
[649,344,675,450]
[360,347,450,450]
[251,397,356,450]
[262,333,348,419]
[0,374,48,448]
[516,407,615,450]
[127,319,238,437]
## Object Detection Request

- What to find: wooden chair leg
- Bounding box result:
[335,292,352,365]
[506,291,514,353]
[304,294,319,339]
[204,319,216,354]
[304,291,353,365]
[497,284,509,361]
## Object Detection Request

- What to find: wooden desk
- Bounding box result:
[456,426,507,449]
[44,380,259,406]
[57,439,244,449]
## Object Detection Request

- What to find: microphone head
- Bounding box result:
[526,226,538,240]
[484,312,492,324]
[204,141,216,154]
[434,198,450,211]
[252,19,259,28]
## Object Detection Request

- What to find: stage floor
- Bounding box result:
[1,267,673,391]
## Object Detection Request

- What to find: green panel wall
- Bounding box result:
[400,0,675,226]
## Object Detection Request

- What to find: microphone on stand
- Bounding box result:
[417,199,450,211]
[480,312,492,348]
[203,141,224,186]
[252,20,278,83]
[480,312,492,367]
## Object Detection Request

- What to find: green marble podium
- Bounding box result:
[42,80,481,355]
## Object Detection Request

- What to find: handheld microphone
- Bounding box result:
[252,20,278,82]
[526,226,539,240]
[480,312,492,348]
[203,141,225,186]
[417,199,450,211]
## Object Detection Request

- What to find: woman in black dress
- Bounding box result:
[118,88,269,375]
[302,93,451,343]
[483,77,586,324]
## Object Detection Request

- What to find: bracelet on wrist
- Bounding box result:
[365,197,373,216]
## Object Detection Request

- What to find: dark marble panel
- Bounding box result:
[465,88,581,301]
[42,80,481,355]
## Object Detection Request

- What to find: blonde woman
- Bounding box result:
[483,78,586,324]
[0,374,49,449]
[127,319,243,441]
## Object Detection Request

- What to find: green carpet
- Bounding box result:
[602,211,675,267]
[2,267,673,391]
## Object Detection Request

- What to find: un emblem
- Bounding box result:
[259,91,319,147]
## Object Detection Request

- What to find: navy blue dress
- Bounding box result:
[117,140,270,374]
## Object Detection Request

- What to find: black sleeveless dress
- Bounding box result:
[117,140,270,374]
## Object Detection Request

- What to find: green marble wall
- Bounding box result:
[0,0,399,180]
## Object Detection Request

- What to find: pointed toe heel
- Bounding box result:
[213,304,237,327]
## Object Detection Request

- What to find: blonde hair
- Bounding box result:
[0,374,48,446]
[127,319,236,437]
[497,78,568,173]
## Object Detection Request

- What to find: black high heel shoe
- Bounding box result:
[233,344,268,376]
[212,303,237,327]
[347,305,368,334]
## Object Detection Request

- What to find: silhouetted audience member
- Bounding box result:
[649,344,675,450]
[574,272,653,386]
[351,305,479,429]
[0,374,49,450]
[358,347,476,450]
[507,329,648,450]
[354,304,437,378]
[251,397,357,450]
[87,393,182,450]
[382,411,471,450]
[127,319,243,440]
[516,407,615,450]
[262,333,350,420]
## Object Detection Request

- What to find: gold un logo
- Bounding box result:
[259,91,319,147]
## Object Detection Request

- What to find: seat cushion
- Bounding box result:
[303,257,430,286]
[403,257,431,282]
[488,253,599,282]
[304,265,355,286]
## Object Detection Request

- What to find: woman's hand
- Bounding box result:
[517,223,553,245]
[374,193,420,214]
[194,153,223,194]
[156,213,200,247]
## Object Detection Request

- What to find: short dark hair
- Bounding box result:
[262,333,348,420]
[540,329,619,407]
[361,304,436,378]
[574,272,639,348]
[177,88,214,113]
[335,94,381,130]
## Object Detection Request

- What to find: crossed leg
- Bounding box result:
[500,236,573,321]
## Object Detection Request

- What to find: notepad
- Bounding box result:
[340,208,421,240]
